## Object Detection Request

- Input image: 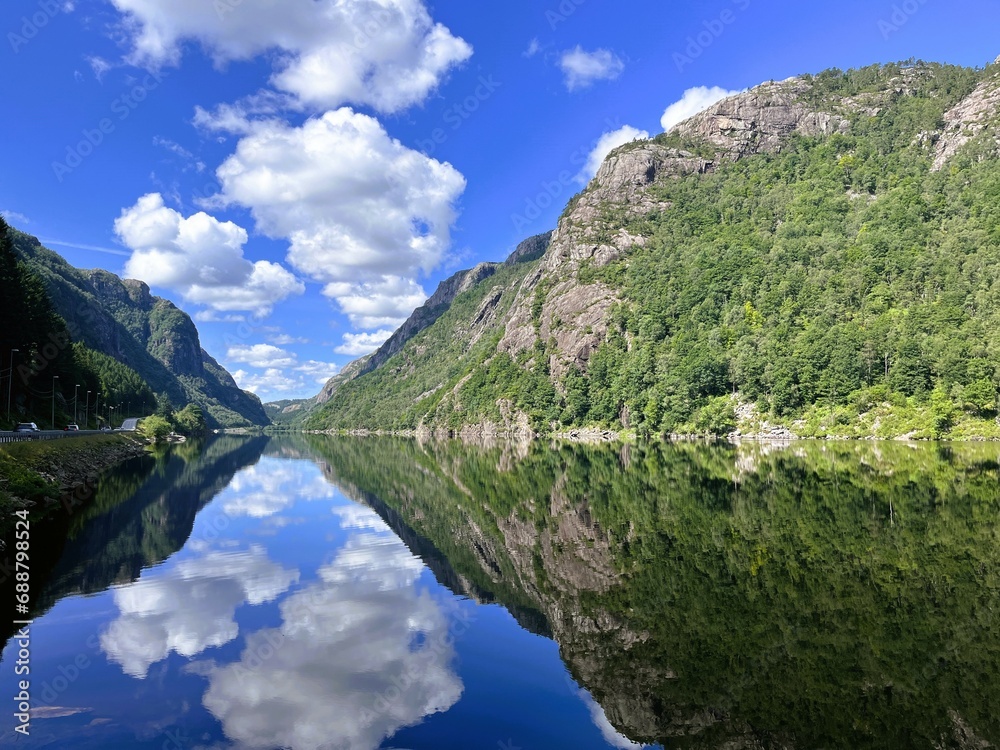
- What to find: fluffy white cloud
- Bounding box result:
[101,546,299,678]
[233,368,302,397]
[110,0,471,113]
[200,532,462,750]
[323,276,427,329]
[334,329,395,356]
[192,90,296,135]
[211,109,463,327]
[116,193,303,315]
[227,344,297,369]
[268,333,308,346]
[559,47,625,91]
[232,356,340,400]
[660,85,741,132]
[577,125,650,183]
[295,359,342,384]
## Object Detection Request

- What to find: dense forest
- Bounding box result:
[307,61,1000,439]
[0,217,155,428]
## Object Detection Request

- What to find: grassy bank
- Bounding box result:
[0,435,147,533]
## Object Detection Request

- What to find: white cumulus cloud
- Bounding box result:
[660,85,741,132]
[116,193,303,316]
[577,125,650,183]
[210,109,464,329]
[109,0,472,113]
[559,46,625,91]
[335,330,395,356]
[227,344,297,369]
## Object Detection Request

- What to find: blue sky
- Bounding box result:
[2,0,999,402]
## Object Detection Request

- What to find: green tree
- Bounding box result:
[174,403,206,436]
[138,414,172,442]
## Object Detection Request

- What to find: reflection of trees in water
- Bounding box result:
[306,436,1000,749]
[1,435,270,648]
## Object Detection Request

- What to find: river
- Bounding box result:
[1,435,999,749]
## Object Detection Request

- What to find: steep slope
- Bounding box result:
[11,231,268,427]
[309,61,1000,438]
[279,232,552,427]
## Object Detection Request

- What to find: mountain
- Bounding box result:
[269,232,553,426]
[11,231,269,427]
[307,60,1000,439]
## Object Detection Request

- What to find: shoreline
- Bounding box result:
[297,426,1000,445]
[0,435,149,535]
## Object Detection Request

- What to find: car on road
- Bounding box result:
[64,423,80,431]
[13,422,39,432]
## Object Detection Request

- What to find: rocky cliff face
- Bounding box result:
[932,64,1000,169]
[12,232,268,427]
[671,77,851,158]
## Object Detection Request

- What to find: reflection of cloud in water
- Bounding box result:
[580,689,643,749]
[331,503,391,532]
[101,546,299,678]
[221,459,337,518]
[201,532,462,750]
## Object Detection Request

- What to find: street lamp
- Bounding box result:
[85,390,91,429]
[74,383,80,424]
[51,375,59,430]
[109,405,115,429]
[6,348,18,423]
[94,392,100,427]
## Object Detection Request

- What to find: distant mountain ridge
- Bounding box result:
[12,231,268,427]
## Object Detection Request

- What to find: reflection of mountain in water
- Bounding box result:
[304,436,1000,750]
[0,436,269,650]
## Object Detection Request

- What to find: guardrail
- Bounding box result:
[0,430,117,444]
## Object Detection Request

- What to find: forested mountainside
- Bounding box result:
[10,230,268,427]
[307,60,1000,439]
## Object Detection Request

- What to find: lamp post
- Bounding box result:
[85,390,91,429]
[73,383,80,424]
[6,348,18,423]
[95,392,100,427]
[51,375,59,430]
[109,405,115,429]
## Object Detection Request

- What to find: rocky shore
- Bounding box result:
[0,435,148,529]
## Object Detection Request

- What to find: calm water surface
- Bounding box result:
[1,435,999,749]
